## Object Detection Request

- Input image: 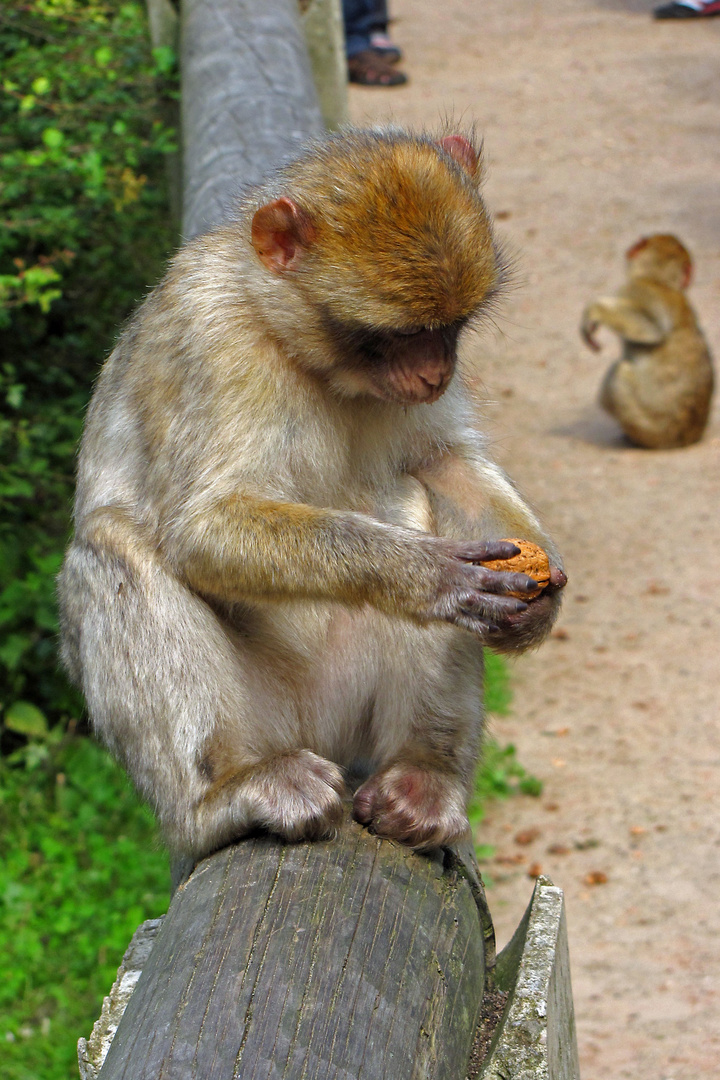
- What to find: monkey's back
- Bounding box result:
[602,284,714,449]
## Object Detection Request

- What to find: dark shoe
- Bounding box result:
[654,2,720,16]
[348,49,408,87]
[369,32,402,64]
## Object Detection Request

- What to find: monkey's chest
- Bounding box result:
[307,475,433,535]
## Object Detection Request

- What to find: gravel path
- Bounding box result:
[349,3,720,1077]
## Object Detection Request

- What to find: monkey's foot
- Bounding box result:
[247,750,347,841]
[198,750,346,847]
[353,763,468,850]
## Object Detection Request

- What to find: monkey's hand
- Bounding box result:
[580,306,603,351]
[426,539,541,637]
[483,563,567,653]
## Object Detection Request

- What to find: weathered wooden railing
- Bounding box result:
[78,820,579,1079]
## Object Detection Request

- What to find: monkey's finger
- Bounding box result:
[451,612,503,638]
[581,326,601,352]
[465,566,538,596]
[432,588,526,631]
[451,540,521,564]
[548,566,568,589]
[458,591,528,618]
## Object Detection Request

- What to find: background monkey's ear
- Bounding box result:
[251,197,316,273]
[438,135,480,177]
[626,237,649,260]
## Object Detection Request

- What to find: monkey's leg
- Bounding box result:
[599,358,621,415]
[598,358,636,432]
[599,358,669,447]
[352,621,483,850]
[58,509,345,859]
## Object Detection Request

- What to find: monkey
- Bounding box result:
[580,234,714,449]
[57,128,566,862]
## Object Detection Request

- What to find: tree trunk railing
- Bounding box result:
[78,821,579,1079]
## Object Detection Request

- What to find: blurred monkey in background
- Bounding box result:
[58,129,565,861]
[581,234,714,449]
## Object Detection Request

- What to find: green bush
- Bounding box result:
[470,652,543,858]
[0,0,176,737]
[0,732,168,1080]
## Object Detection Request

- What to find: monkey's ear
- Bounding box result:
[626,237,648,261]
[438,135,480,176]
[251,197,316,274]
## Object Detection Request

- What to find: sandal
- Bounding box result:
[369,32,403,64]
[348,49,408,87]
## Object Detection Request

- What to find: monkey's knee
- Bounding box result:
[598,363,622,418]
[179,749,347,857]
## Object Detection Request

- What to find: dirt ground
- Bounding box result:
[348,2,720,1077]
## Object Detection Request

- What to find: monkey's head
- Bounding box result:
[250,130,502,405]
[626,234,693,291]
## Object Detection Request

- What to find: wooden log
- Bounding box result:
[299,0,349,130]
[180,0,324,239]
[78,918,164,1080]
[80,847,582,1079]
[90,821,494,1080]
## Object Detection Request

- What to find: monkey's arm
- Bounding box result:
[414,451,565,653]
[580,296,666,351]
[161,492,534,634]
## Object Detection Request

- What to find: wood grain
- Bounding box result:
[180,0,324,239]
[98,821,489,1079]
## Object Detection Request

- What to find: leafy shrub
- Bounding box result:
[0,0,177,738]
[470,653,543,857]
[0,731,168,1080]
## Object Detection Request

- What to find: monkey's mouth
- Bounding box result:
[372,367,453,405]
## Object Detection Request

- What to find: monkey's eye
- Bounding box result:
[396,326,426,337]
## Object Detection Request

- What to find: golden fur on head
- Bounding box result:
[260,129,500,330]
[626,233,693,291]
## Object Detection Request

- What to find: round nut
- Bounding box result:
[481,538,551,599]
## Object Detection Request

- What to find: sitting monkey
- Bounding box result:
[58,129,566,860]
[581,234,714,448]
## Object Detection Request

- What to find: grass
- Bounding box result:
[0,650,539,1079]
[0,735,169,1080]
[470,651,544,859]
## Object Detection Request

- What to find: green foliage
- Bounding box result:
[0,13,175,1063]
[483,648,512,716]
[0,733,169,1080]
[470,653,543,858]
[0,0,176,734]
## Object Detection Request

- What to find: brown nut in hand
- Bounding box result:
[480,538,551,599]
